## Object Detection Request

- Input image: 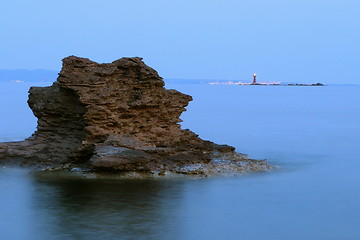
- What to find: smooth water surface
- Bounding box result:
[1,82,359,240]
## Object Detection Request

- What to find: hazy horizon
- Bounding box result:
[1,69,359,85]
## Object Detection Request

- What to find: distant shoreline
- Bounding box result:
[208,82,325,86]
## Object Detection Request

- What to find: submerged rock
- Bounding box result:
[0,56,270,176]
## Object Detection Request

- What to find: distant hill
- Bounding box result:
[0,69,58,82]
[0,71,215,84]
[164,78,240,84]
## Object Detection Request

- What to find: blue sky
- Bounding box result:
[1,0,359,83]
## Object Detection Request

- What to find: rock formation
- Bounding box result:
[0,56,269,175]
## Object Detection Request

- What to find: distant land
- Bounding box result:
[0,72,221,83]
[0,71,228,84]
[166,78,325,86]
[0,69,58,82]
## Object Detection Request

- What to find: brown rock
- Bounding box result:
[0,56,270,174]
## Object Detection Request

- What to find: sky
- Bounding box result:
[0,0,359,84]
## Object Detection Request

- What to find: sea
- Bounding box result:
[0,81,359,240]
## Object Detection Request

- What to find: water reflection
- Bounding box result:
[30,174,186,240]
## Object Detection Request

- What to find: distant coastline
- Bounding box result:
[0,69,57,82]
[164,78,329,86]
[208,81,325,86]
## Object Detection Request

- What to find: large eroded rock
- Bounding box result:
[0,56,270,175]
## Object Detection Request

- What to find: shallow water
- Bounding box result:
[1,82,360,240]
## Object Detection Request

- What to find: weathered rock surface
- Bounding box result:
[0,56,270,175]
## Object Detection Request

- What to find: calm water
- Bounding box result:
[1,82,359,240]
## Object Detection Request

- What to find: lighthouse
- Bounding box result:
[252,73,257,85]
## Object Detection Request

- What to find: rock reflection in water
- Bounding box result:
[30,175,185,240]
